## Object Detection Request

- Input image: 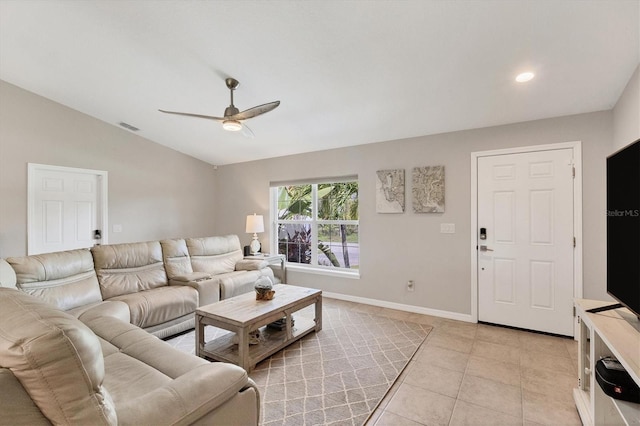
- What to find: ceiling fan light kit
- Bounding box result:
[159,77,280,135]
[222,120,242,131]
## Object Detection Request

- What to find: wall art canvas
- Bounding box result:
[376,169,405,213]
[412,166,445,213]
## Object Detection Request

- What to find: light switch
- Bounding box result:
[113,224,122,233]
[440,223,455,234]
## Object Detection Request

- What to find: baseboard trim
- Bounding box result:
[322,291,474,323]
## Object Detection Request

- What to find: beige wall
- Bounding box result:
[215,111,613,316]
[0,81,217,257]
[4,65,637,316]
[613,64,640,151]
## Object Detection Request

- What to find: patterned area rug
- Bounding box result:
[166,303,431,426]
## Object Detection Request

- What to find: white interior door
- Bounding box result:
[28,164,107,255]
[477,148,575,336]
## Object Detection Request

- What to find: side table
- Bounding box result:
[245,253,286,283]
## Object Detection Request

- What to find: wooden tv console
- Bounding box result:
[573,299,640,425]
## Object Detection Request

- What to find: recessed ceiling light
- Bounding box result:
[515,72,535,83]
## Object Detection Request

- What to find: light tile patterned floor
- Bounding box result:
[170,297,581,425]
[346,299,582,426]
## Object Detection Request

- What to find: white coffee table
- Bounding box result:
[195,284,322,371]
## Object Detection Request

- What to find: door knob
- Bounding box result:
[480,245,494,252]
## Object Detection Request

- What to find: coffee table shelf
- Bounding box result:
[202,317,317,366]
[195,284,322,371]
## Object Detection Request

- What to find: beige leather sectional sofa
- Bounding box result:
[0,234,273,425]
[3,234,275,338]
[0,288,259,425]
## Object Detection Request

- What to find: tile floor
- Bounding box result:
[321,298,582,426]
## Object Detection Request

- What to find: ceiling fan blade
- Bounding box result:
[231,101,280,120]
[241,123,255,138]
[158,109,225,121]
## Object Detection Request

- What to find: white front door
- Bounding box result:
[28,164,108,255]
[477,148,575,336]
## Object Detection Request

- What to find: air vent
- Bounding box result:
[118,122,139,132]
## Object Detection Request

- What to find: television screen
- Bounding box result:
[607,139,640,318]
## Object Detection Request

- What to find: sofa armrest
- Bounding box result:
[116,363,258,426]
[169,273,220,306]
[0,258,17,288]
[170,272,212,283]
[235,259,268,271]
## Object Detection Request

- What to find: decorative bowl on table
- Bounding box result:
[254,276,275,300]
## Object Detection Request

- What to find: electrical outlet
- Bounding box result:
[407,280,415,292]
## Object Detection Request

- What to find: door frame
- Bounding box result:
[470,141,583,328]
[27,163,108,255]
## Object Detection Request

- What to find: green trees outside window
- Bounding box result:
[275,181,359,270]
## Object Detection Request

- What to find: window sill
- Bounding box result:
[285,264,360,279]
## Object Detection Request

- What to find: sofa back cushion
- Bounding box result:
[186,235,243,275]
[160,238,193,279]
[91,242,167,300]
[6,249,103,311]
[0,288,117,425]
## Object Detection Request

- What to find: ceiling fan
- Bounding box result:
[159,78,280,137]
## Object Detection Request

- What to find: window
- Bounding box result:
[273,179,359,272]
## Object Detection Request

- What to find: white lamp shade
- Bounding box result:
[245,214,264,233]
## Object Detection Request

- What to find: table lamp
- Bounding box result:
[245,213,264,255]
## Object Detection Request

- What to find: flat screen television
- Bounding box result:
[606,138,640,318]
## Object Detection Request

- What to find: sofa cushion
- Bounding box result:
[236,259,269,271]
[6,249,102,311]
[0,288,117,425]
[103,352,173,406]
[109,286,197,328]
[92,242,168,299]
[83,315,255,425]
[160,238,193,279]
[187,235,243,275]
[70,300,131,324]
[85,315,209,378]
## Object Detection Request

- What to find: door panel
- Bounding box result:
[494,191,515,243]
[530,260,554,308]
[530,190,553,244]
[494,258,515,303]
[477,149,574,336]
[43,200,63,244]
[29,164,106,255]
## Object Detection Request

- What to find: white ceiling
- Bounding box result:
[1,1,638,166]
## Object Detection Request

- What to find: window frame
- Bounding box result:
[270,178,359,277]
